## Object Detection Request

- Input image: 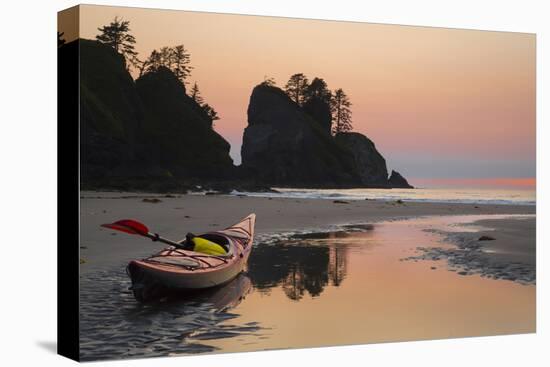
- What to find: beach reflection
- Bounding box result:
[207,216,535,353]
[248,233,352,300]
[80,215,535,360]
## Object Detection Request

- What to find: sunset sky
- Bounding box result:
[60,5,536,188]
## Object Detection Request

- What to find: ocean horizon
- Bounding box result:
[228,187,536,206]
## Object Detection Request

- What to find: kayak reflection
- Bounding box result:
[79,272,257,360]
[247,231,352,301]
[137,272,253,311]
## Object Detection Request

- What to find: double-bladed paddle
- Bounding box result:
[101,219,181,247]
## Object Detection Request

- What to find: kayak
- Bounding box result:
[126,214,256,302]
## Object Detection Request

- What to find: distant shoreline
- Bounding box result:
[228,187,536,206]
[80,179,412,194]
[81,189,536,206]
[81,185,536,206]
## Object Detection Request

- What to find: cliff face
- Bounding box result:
[77,39,234,185]
[135,67,233,178]
[334,132,389,187]
[303,98,332,135]
[241,85,359,186]
[79,39,146,180]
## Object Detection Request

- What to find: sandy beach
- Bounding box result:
[80,191,535,273]
[78,192,536,360]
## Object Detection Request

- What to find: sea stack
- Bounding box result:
[240,84,358,186]
[334,132,390,187]
[241,83,414,188]
[388,170,414,188]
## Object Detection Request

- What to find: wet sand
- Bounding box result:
[404,216,535,284]
[464,217,536,266]
[79,191,535,273]
[78,192,536,360]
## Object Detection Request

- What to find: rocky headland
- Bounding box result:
[63,39,413,192]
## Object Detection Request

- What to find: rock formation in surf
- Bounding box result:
[388,170,414,188]
[240,84,360,186]
[241,84,413,188]
[66,38,413,190]
[334,132,390,187]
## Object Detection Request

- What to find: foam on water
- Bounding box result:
[231,187,535,205]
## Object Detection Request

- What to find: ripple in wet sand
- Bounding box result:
[79,270,260,361]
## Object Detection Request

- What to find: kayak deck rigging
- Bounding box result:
[147,247,232,270]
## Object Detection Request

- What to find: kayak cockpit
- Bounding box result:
[179,233,233,256]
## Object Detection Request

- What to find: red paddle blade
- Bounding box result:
[101,219,149,236]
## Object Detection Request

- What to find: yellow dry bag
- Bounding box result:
[192,237,227,256]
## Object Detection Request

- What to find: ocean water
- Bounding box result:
[230,187,535,205]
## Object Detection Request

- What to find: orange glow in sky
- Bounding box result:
[412,177,536,190]
[61,5,536,184]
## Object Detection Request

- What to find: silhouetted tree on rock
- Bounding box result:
[304,77,331,104]
[260,76,277,87]
[96,17,138,71]
[302,77,333,134]
[171,45,193,83]
[189,82,219,128]
[190,82,204,104]
[331,88,353,134]
[202,103,220,127]
[137,59,150,78]
[284,73,310,106]
[158,47,173,68]
[141,45,192,84]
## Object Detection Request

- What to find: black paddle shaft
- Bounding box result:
[144,232,182,248]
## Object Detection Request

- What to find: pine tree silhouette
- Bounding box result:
[260,76,276,87]
[330,88,353,134]
[190,82,205,104]
[96,17,138,71]
[304,77,331,104]
[141,45,193,83]
[284,73,309,106]
[172,45,193,83]
[202,103,220,127]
